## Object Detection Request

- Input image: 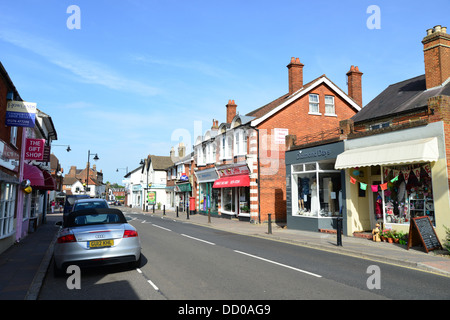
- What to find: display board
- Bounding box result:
[407,216,442,253]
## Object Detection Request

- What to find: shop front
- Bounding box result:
[174,180,192,212]
[286,141,345,232]
[335,122,450,240]
[195,167,219,216]
[213,164,251,220]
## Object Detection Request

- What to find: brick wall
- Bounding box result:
[256,82,358,223]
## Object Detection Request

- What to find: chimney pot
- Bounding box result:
[427,28,433,35]
[434,25,442,33]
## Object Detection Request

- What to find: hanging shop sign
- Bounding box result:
[217,164,250,178]
[0,138,19,172]
[24,138,46,161]
[6,101,37,128]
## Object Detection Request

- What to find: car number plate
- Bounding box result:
[88,240,114,248]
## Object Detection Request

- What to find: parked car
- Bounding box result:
[63,198,108,224]
[53,208,141,276]
[63,195,90,214]
[71,198,109,211]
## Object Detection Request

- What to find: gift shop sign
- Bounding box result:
[25,139,46,161]
[6,101,37,128]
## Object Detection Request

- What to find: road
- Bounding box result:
[38,206,450,301]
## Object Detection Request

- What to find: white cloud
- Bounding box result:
[0,29,161,96]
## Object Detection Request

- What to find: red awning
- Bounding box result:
[36,170,57,190]
[213,175,250,188]
[23,164,45,187]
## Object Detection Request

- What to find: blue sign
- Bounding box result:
[6,101,37,128]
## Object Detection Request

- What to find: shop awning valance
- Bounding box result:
[23,163,45,187]
[175,183,191,192]
[35,170,57,190]
[213,175,250,188]
[335,137,439,169]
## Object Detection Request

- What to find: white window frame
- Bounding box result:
[324,95,336,116]
[10,127,18,146]
[309,94,320,115]
[0,182,17,239]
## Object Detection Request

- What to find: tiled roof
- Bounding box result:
[352,74,450,123]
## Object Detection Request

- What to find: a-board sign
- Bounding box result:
[407,216,442,253]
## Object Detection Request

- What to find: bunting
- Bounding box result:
[350,163,431,192]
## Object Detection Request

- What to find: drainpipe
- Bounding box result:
[254,126,261,224]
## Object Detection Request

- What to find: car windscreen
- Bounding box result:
[66,209,127,227]
[73,201,108,211]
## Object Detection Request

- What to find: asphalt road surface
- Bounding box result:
[39,207,450,301]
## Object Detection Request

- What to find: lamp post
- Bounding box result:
[86,150,99,196]
[52,144,72,152]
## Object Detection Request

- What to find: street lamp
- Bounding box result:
[86,150,99,195]
[53,144,71,152]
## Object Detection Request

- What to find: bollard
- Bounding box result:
[187,209,190,220]
[208,208,211,224]
[336,217,343,246]
[153,204,155,214]
[176,206,179,218]
[163,205,165,215]
[268,213,272,234]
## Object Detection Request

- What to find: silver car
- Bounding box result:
[53,208,141,276]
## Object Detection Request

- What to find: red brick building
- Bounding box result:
[194,57,362,223]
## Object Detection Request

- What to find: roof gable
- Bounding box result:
[248,76,361,127]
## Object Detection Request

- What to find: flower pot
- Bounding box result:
[394,238,399,243]
[381,236,386,242]
[387,238,394,243]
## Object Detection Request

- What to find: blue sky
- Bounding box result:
[0,0,448,184]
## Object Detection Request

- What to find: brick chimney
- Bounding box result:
[211,119,219,130]
[287,57,304,95]
[422,25,450,89]
[226,100,237,123]
[346,65,363,107]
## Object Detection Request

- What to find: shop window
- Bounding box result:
[382,163,434,225]
[222,187,236,213]
[291,161,342,217]
[0,183,16,239]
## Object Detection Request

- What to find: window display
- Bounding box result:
[292,161,342,217]
[382,163,434,225]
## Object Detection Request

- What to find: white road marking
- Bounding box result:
[181,234,215,246]
[147,279,159,291]
[234,250,322,278]
[152,224,172,232]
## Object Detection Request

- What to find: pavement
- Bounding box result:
[1,206,450,300]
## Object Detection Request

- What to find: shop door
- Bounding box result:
[370,179,382,229]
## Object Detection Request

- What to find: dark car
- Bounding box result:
[63,195,90,222]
